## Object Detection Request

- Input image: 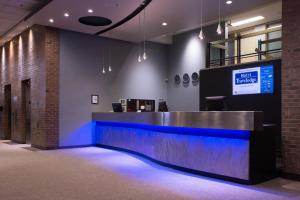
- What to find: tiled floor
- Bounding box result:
[1,140,300,200]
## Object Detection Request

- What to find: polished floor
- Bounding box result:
[1,140,300,200]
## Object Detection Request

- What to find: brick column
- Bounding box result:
[282,0,300,179]
[45,27,59,149]
[0,25,59,149]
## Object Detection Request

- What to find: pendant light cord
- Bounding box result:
[201,0,203,29]
[108,32,111,67]
[109,42,111,67]
[139,13,141,56]
[218,0,221,24]
[102,48,104,68]
[143,9,146,53]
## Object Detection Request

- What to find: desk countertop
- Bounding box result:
[92,111,263,131]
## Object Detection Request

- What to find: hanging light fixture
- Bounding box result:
[143,8,147,60]
[217,24,222,35]
[108,33,112,72]
[102,49,106,74]
[217,0,222,35]
[199,0,205,40]
[138,13,142,62]
[108,47,112,72]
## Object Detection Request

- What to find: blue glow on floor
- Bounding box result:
[73,147,299,200]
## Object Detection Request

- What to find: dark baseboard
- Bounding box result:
[58,144,93,149]
[31,144,93,150]
[11,139,26,144]
[31,144,58,150]
[282,172,300,181]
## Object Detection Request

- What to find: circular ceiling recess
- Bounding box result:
[78,16,112,26]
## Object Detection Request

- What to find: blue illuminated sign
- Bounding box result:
[235,71,258,85]
[260,65,274,94]
[232,65,274,95]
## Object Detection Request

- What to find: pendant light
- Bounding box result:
[217,0,222,35]
[143,9,147,60]
[108,47,112,72]
[138,13,142,62]
[108,34,112,72]
[102,49,106,74]
[108,55,112,72]
[199,0,205,40]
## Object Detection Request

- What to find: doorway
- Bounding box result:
[4,84,12,140]
[22,80,31,144]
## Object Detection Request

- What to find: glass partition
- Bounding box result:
[207,23,282,68]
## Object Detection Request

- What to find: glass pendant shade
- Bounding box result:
[138,55,142,62]
[108,65,112,72]
[199,29,205,40]
[143,52,147,60]
[217,23,222,35]
[102,67,106,74]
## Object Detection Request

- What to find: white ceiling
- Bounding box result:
[0,0,282,45]
[228,1,282,32]
[0,0,49,36]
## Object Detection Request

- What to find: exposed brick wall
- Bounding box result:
[0,25,59,149]
[282,0,300,177]
[45,28,59,149]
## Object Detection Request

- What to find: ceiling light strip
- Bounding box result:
[94,0,152,35]
[231,16,264,27]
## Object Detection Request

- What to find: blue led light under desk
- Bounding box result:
[94,121,251,140]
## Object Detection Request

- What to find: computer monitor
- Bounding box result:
[205,96,226,111]
[112,103,123,112]
[158,101,168,112]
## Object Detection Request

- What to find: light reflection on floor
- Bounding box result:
[65,147,300,200]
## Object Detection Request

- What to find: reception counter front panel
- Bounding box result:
[93,112,275,184]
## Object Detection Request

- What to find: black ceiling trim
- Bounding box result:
[94,0,152,36]
[24,0,54,21]
[79,16,112,26]
[0,0,53,40]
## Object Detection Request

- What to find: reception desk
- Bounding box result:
[92,111,276,184]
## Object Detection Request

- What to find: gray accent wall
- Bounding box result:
[167,24,224,111]
[59,23,224,147]
[59,30,168,147]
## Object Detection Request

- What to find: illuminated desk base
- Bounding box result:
[94,121,276,184]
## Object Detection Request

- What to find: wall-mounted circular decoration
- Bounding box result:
[183,73,190,84]
[79,16,112,26]
[191,72,199,82]
[174,74,181,84]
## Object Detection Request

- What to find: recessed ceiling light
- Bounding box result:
[226,1,233,5]
[231,16,264,27]
[49,18,54,23]
[162,22,168,26]
[88,9,93,13]
[64,13,69,17]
